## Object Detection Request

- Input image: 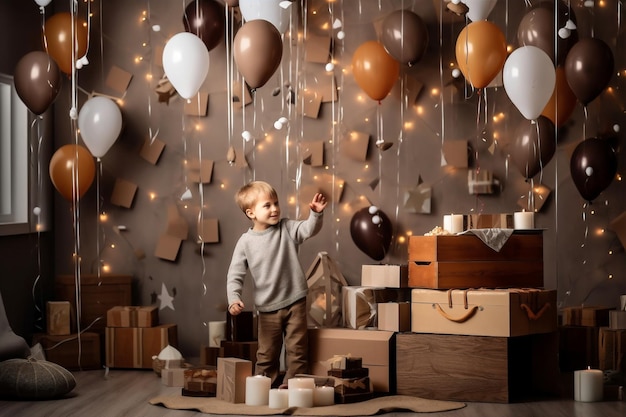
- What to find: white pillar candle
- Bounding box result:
[245,375,271,406]
[287,377,315,390]
[574,368,603,402]
[313,386,335,406]
[443,215,452,232]
[288,388,314,408]
[514,211,534,230]
[268,388,289,409]
[443,214,464,234]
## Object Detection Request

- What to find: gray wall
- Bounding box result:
[3,1,625,358]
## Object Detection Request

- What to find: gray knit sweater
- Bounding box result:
[226,210,323,313]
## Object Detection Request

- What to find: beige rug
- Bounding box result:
[149,394,466,415]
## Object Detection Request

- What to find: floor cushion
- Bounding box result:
[0,292,30,361]
[0,357,76,399]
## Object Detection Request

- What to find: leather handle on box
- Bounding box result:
[520,302,551,320]
[433,303,479,323]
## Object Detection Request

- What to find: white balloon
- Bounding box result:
[162,32,210,100]
[464,0,498,22]
[78,96,123,158]
[239,0,291,33]
[35,0,52,6]
[503,46,556,120]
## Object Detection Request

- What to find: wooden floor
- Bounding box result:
[0,368,624,417]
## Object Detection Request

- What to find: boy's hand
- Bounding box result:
[228,300,244,316]
[310,193,328,213]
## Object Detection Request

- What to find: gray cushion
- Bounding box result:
[0,357,76,399]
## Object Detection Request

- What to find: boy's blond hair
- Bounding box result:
[235,181,278,214]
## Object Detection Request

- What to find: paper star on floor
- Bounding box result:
[158,283,175,311]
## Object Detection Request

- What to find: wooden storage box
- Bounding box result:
[308,328,395,393]
[107,306,158,328]
[407,234,543,289]
[599,327,626,372]
[216,357,252,403]
[32,332,101,370]
[105,324,178,369]
[46,301,71,336]
[361,264,408,288]
[562,305,611,327]
[411,288,557,337]
[396,332,560,403]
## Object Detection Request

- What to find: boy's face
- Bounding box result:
[246,193,280,230]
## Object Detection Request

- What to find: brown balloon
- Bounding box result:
[570,137,617,202]
[43,12,89,75]
[564,38,614,106]
[49,144,96,202]
[511,116,556,180]
[381,9,428,66]
[233,20,283,90]
[541,66,577,127]
[455,21,507,89]
[517,1,578,65]
[183,0,225,52]
[352,41,400,101]
[350,207,393,261]
[14,51,62,115]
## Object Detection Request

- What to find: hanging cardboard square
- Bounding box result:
[305,34,331,63]
[184,92,209,116]
[188,159,214,184]
[198,218,219,244]
[303,89,322,119]
[442,140,468,168]
[318,73,338,103]
[139,137,166,165]
[154,234,182,262]
[106,65,133,95]
[110,178,137,209]
[341,131,369,162]
[167,204,189,240]
[301,141,324,167]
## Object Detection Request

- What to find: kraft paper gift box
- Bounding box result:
[184,367,218,396]
[216,357,252,403]
[308,328,395,393]
[342,286,378,329]
[562,305,612,327]
[361,264,408,288]
[47,301,71,336]
[107,306,158,328]
[599,328,626,372]
[410,288,557,337]
[32,332,101,370]
[407,233,544,289]
[161,367,186,387]
[105,324,178,368]
[396,332,560,403]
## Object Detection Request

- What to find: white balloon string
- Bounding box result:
[100,0,105,90]
[96,158,102,281]
[377,104,383,201]
[439,0,445,153]
[197,128,207,299]
[146,1,159,144]
[31,117,44,332]
[225,4,233,150]
[41,6,48,54]
[252,92,257,182]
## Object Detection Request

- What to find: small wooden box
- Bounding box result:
[47,301,71,336]
[105,324,178,369]
[32,332,101,370]
[107,306,158,328]
[407,233,543,289]
[562,306,611,327]
[396,332,559,403]
[361,264,408,288]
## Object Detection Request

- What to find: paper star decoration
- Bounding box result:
[404,179,432,214]
[157,283,175,311]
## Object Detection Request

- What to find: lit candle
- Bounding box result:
[268,388,289,409]
[514,211,534,230]
[313,386,335,406]
[443,214,463,233]
[288,387,314,408]
[287,377,315,390]
[574,367,603,402]
[245,375,271,406]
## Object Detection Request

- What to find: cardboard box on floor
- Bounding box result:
[308,328,395,393]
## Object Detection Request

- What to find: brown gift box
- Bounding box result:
[333,376,371,395]
[47,301,71,336]
[184,367,218,395]
[105,324,178,369]
[599,327,626,372]
[610,310,626,330]
[32,332,101,370]
[107,306,158,328]
[562,306,612,327]
[216,357,252,403]
[161,367,186,387]
[407,233,543,289]
[411,288,557,337]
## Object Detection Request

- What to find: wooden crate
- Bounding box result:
[396,332,559,403]
[407,233,543,289]
[32,332,101,370]
[105,324,178,369]
[106,306,158,328]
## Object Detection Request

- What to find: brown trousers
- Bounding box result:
[256,298,309,387]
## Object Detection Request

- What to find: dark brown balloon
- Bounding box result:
[183,0,225,52]
[517,0,578,65]
[564,38,614,106]
[350,207,392,261]
[381,9,428,66]
[14,51,62,115]
[233,20,283,90]
[511,116,556,180]
[570,137,617,202]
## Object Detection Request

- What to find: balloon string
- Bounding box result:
[146,1,160,144]
[225,3,233,151]
[71,138,83,370]
[31,117,44,332]
[438,0,445,149]
[377,103,383,201]
[197,124,207,299]
[96,158,102,281]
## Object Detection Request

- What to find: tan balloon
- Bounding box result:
[233,20,283,90]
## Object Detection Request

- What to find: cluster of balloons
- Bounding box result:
[350,206,393,260]
[352,9,428,102]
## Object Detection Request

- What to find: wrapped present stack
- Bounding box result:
[105,305,178,369]
[396,226,561,403]
[199,311,258,369]
[326,355,372,403]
